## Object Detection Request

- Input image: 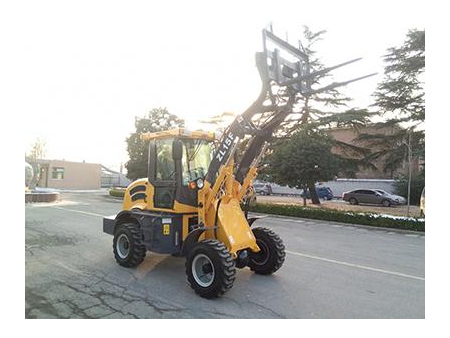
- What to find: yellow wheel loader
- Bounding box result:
[103,28,374,298]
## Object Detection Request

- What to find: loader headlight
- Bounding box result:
[196,178,204,189]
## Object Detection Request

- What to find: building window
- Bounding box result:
[52,167,65,180]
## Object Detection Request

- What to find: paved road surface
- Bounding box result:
[25,192,424,318]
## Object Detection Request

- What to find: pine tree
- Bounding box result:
[373,29,425,123]
[263,27,375,204]
[359,30,425,175]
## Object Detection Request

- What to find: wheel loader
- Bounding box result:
[103,28,374,298]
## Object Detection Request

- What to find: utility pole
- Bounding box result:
[406,132,412,217]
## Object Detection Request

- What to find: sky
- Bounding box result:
[4,0,426,172]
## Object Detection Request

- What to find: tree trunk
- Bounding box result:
[300,98,310,124]
[300,184,307,206]
[307,181,320,205]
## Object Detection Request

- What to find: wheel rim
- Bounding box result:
[116,234,130,259]
[251,239,270,266]
[192,253,215,287]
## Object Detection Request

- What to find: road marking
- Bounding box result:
[404,234,420,238]
[52,206,104,218]
[27,200,89,207]
[286,250,425,281]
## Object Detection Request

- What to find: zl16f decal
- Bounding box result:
[215,132,236,163]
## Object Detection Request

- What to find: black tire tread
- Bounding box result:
[185,239,236,299]
[113,223,146,267]
[249,227,285,275]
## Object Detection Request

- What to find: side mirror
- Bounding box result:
[172,140,183,161]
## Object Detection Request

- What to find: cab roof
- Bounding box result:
[140,128,216,141]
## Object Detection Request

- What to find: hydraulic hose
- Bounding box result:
[214,198,223,239]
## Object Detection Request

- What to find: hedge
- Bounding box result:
[248,203,425,232]
[109,188,125,198]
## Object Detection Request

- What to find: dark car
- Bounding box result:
[342,189,406,207]
[301,186,334,200]
[253,183,273,195]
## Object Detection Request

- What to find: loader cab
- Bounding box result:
[146,130,215,210]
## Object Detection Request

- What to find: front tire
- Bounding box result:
[185,239,236,299]
[113,223,146,267]
[248,227,285,275]
[381,199,391,207]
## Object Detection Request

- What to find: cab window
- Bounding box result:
[156,139,175,181]
[181,139,213,185]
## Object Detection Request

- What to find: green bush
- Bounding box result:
[394,171,425,205]
[248,203,425,232]
[109,188,125,198]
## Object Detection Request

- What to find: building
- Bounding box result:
[35,159,101,190]
[328,125,421,180]
[101,165,131,188]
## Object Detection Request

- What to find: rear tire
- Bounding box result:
[248,227,285,275]
[349,198,358,205]
[186,239,236,299]
[113,223,146,267]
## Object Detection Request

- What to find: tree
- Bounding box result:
[125,108,184,180]
[282,27,375,170]
[27,138,47,162]
[264,129,340,205]
[393,170,424,206]
[26,138,47,188]
[279,27,360,134]
[359,30,425,174]
[373,29,424,124]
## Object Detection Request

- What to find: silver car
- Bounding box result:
[342,189,406,207]
[374,189,406,205]
[253,183,273,195]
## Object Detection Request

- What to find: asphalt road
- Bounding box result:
[25,191,425,319]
